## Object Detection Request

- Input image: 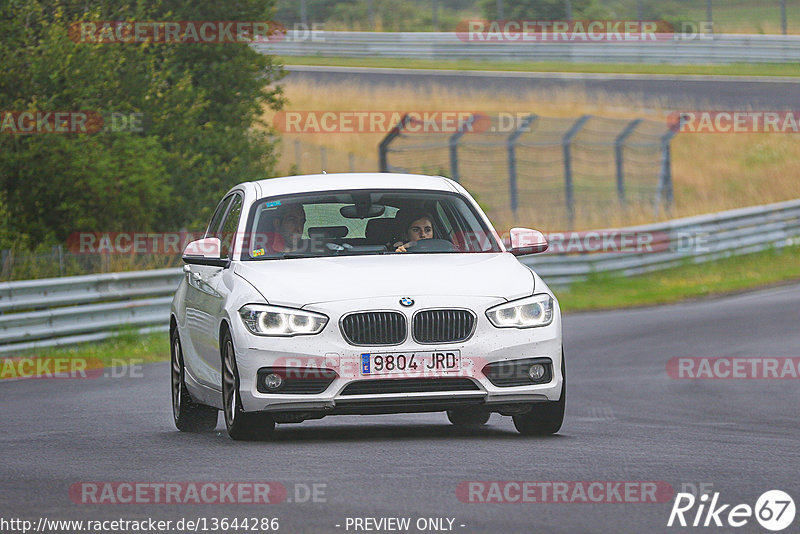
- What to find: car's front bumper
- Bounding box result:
[231,295,563,415]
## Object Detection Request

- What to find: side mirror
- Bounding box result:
[508,228,548,256]
[182,237,230,267]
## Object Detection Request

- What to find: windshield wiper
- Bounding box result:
[276,252,324,259]
[249,252,322,260]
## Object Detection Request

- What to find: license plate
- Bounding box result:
[360,350,461,376]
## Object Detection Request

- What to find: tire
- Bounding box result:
[447,407,491,427]
[221,329,275,441]
[171,329,218,432]
[512,349,566,436]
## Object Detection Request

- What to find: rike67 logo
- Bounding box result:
[668,490,795,531]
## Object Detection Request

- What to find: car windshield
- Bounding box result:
[241,189,502,260]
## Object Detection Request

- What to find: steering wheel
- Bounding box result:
[406,238,456,253]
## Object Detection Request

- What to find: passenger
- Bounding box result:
[272,203,306,252]
[395,211,435,253]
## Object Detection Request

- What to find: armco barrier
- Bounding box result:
[1,199,799,354]
[523,198,800,285]
[253,31,800,64]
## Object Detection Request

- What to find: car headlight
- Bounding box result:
[239,304,328,336]
[486,294,554,329]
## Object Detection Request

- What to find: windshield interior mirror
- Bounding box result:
[340,203,386,219]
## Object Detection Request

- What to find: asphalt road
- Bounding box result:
[2,284,799,534]
[286,65,800,110]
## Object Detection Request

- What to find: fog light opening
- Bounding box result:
[264,373,284,391]
[528,364,546,381]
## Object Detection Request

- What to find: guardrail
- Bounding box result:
[253,31,800,64]
[0,269,182,354]
[523,199,800,286]
[1,199,799,354]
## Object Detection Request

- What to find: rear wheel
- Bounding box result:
[171,330,218,432]
[447,407,491,427]
[513,350,566,436]
[221,329,275,441]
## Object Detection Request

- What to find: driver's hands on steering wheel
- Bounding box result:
[394,241,413,253]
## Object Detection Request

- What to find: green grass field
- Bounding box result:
[281,56,800,78]
[556,243,800,312]
[0,329,169,379]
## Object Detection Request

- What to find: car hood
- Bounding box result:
[233,253,534,307]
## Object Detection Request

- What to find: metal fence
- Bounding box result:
[379,113,676,229]
[253,31,800,64]
[1,199,799,355]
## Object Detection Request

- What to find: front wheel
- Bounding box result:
[221,329,275,441]
[171,329,218,432]
[513,349,566,436]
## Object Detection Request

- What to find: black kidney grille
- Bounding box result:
[341,311,406,345]
[413,309,475,344]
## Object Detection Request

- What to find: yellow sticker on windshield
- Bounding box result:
[253,248,265,257]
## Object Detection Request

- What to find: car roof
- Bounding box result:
[251,173,458,199]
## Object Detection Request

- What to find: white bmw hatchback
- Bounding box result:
[170,173,564,440]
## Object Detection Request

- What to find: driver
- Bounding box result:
[395,211,435,253]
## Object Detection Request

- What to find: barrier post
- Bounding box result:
[507,114,536,220]
[614,118,642,207]
[562,115,591,229]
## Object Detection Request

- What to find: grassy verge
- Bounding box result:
[281,56,800,78]
[30,329,171,364]
[1,330,170,380]
[557,244,800,312]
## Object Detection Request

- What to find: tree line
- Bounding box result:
[0,0,285,252]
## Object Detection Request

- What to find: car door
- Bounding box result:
[182,195,230,368]
[203,193,244,387]
[185,192,244,389]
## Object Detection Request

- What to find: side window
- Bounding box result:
[219,194,243,258]
[206,196,232,238]
[452,199,495,252]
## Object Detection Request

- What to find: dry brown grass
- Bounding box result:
[262,79,800,231]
